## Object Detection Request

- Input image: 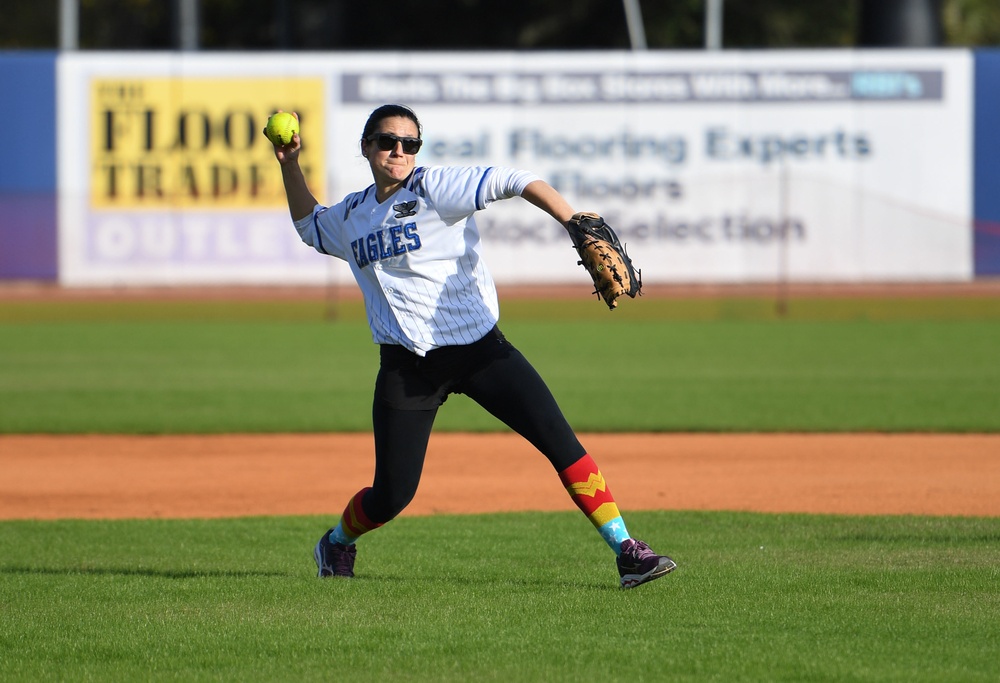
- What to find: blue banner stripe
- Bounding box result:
[0,52,58,279]
[974,49,1000,276]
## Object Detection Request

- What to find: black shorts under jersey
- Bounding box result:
[376,325,517,411]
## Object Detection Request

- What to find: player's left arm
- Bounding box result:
[520,179,576,228]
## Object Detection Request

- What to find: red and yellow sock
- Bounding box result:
[329,487,383,546]
[559,454,630,554]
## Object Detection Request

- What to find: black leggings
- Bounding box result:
[363,326,586,523]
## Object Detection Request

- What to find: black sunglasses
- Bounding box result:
[365,132,422,154]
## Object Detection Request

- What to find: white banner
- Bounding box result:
[58,50,973,286]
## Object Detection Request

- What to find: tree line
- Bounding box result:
[4,0,999,51]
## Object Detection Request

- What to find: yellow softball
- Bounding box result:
[264,111,299,146]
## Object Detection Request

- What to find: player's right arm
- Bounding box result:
[280,158,319,223]
[268,117,319,222]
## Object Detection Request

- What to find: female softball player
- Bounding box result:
[269,103,675,589]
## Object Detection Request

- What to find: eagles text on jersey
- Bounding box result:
[350,222,421,269]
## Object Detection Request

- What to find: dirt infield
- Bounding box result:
[2,433,997,520]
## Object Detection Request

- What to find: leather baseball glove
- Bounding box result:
[566,212,642,310]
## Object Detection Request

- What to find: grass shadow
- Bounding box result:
[0,564,290,579]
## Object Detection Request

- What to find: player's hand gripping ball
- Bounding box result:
[264,111,299,146]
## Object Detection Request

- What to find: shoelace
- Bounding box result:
[332,544,355,574]
[628,540,657,561]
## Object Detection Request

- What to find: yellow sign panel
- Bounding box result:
[90,77,325,209]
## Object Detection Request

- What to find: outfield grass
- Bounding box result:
[1,295,998,433]
[2,293,998,682]
[1,511,997,682]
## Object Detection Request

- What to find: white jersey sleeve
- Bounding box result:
[416,166,539,223]
[292,205,328,252]
[292,187,377,262]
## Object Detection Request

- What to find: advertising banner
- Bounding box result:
[59,57,330,285]
[58,51,973,286]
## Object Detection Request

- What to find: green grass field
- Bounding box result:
[2,292,999,681]
[2,512,998,682]
[2,295,999,433]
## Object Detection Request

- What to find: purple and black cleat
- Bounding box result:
[617,538,677,589]
[314,530,357,578]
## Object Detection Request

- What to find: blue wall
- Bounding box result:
[0,52,58,280]
[974,49,1000,276]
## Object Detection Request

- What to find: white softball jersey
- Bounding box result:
[294,166,539,356]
